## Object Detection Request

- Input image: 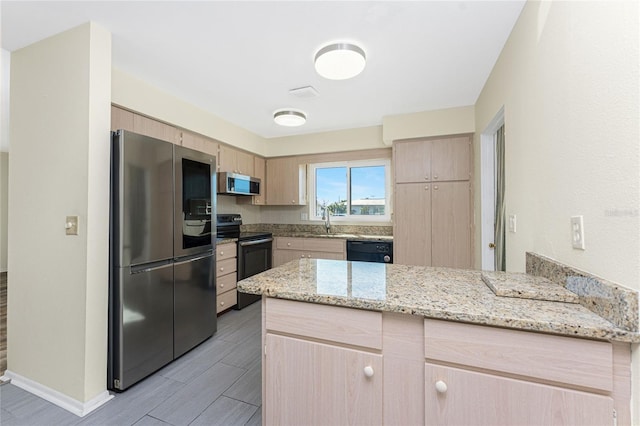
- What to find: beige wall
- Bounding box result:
[474,1,640,421]
[266,125,385,157]
[382,105,475,145]
[112,69,267,156]
[0,152,7,272]
[8,22,111,402]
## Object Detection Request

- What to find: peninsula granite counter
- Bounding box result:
[237,258,640,343]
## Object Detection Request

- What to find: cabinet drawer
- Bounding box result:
[217,257,237,276]
[266,298,382,350]
[217,243,237,261]
[276,237,305,250]
[424,319,613,392]
[216,272,237,295]
[303,238,345,254]
[217,289,237,313]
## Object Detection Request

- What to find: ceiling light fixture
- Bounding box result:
[273,109,307,127]
[314,42,366,80]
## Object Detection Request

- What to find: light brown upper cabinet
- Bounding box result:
[393,134,473,268]
[181,131,218,158]
[266,157,306,205]
[395,136,470,183]
[111,105,180,145]
[219,145,254,176]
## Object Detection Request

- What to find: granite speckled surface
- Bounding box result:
[238,258,640,343]
[526,252,639,332]
[216,237,238,245]
[481,271,579,303]
[241,224,393,241]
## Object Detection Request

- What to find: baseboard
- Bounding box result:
[0,370,114,417]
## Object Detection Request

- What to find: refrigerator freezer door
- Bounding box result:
[113,131,174,267]
[109,262,174,390]
[174,252,217,358]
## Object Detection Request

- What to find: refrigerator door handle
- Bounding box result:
[174,252,214,266]
[130,260,173,275]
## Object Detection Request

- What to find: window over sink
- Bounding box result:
[308,159,391,222]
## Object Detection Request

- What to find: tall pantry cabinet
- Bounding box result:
[393,135,472,268]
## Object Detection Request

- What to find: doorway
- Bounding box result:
[480,107,504,271]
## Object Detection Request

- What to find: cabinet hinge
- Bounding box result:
[114,379,121,389]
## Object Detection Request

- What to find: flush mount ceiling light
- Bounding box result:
[314,43,366,80]
[273,109,307,127]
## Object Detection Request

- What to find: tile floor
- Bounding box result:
[0,301,262,426]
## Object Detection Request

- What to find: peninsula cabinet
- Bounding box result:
[394,181,470,268]
[264,298,383,426]
[393,134,472,268]
[265,157,307,205]
[272,237,346,267]
[261,298,631,426]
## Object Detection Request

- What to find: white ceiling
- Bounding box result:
[1,1,525,139]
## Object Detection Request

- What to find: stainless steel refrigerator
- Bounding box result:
[108,130,217,391]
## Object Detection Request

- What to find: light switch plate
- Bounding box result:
[66,216,79,236]
[508,214,517,233]
[571,215,585,250]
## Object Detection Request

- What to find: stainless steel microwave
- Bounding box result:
[217,172,260,196]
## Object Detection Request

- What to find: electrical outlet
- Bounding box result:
[571,216,585,250]
[508,214,517,233]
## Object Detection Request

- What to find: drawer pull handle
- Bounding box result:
[363,366,374,378]
[287,242,291,246]
[220,267,224,272]
[220,301,225,306]
[220,284,224,288]
[220,251,224,255]
[435,380,447,394]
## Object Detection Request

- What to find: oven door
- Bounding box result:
[236,237,272,309]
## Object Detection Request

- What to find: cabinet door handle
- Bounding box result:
[220,301,225,306]
[433,185,439,190]
[425,185,429,190]
[287,242,291,247]
[300,254,305,258]
[220,283,225,288]
[220,267,224,272]
[363,366,374,378]
[220,251,224,255]
[435,380,447,393]
[433,174,438,180]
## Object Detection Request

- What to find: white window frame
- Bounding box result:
[308,158,391,223]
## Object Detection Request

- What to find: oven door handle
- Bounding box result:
[239,237,273,247]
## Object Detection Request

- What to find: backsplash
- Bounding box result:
[526,252,639,332]
[242,223,393,237]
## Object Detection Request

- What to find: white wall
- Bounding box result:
[8,22,111,404]
[474,1,640,421]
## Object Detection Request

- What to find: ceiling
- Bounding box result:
[1,1,525,139]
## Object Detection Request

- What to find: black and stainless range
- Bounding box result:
[216,214,272,309]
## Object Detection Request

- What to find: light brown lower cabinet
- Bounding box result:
[425,363,613,426]
[264,334,383,425]
[262,298,631,426]
[216,242,237,313]
[272,237,346,267]
[394,181,470,268]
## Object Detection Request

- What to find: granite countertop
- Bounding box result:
[272,232,393,241]
[237,258,640,343]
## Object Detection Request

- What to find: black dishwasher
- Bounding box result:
[346,240,393,263]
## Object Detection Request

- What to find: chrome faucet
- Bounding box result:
[322,206,331,234]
